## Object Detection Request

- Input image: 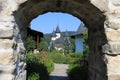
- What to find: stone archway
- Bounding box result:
[0,0,120,80]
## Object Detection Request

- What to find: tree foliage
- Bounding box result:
[26,36,36,52]
[64,37,71,54]
[68,31,89,80]
[39,38,48,51]
[26,53,54,80]
[82,31,89,63]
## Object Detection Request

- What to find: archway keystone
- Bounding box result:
[0,0,120,80]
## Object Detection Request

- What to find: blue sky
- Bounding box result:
[30,12,81,34]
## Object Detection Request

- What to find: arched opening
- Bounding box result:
[2,0,117,80]
[13,1,107,79]
[26,12,88,80]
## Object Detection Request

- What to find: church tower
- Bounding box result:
[51,29,56,41]
[55,25,61,39]
[51,25,61,41]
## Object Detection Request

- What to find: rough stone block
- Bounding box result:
[102,42,120,55]
[17,70,26,80]
[16,0,27,4]
[109,43,120,54]
[20,54,25,61]
[0,49,15,65]
[0,65,15,74]
[108,75,120,80]
[0,39,15,49]
[108,0,120,14]
[106,31,120,41]
[105,15,120,30]
[0,21,14,29]
[0,0,18,15]
[90,0,108,12]
[105,55,120,75]
[0,74,14,80]
[0,14,14,22]
[0,29,13,38]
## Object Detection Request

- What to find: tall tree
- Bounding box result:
[25,36,36,52]
[39,38,48,52]
[64,31,71,54]
[82,31,89,66]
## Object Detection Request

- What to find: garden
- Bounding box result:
[26,31,89,80]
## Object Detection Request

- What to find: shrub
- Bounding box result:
[25,36,36,52]
[39,38,48,51]
[28,73,39,80]
[26,53,54,80]
[68,31,89,80]
[68,56,88,80]
[48,51,72,64]
[68,65,88,80]
[39,53,54,73]
[69,52,83,58]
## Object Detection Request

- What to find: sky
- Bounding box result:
[30,12,81,34]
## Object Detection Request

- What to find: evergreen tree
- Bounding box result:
[82,31,89,66]
[49,41,55,52]
[26,36,36,52]
[83,31,89,57]
[64,31,71,54]
[39,38,48,52]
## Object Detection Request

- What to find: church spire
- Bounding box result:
[52,29,56,37]
[55,25,60,33]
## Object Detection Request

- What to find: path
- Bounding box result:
[50,63,69,80]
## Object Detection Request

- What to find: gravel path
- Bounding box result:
[50,63,69,80]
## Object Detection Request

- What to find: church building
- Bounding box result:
[71,22,87,53]
[49,25,71,53]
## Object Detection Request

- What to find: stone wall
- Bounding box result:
[89,0,120,80]
[104,0,120,80]
[0,0,120,80]
[0,1,26,80]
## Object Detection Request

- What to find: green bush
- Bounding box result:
[68,56,88,80]
[68,65,88,80]
[39,53,54,73]
[28,73,39,80]
[48,51,72,64]
[26,53,54,80]
[68,31,89,80]
[48,51,84,64]
[69,52,83,58]
[25,36,36,52]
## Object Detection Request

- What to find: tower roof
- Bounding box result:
[55,25,60,33]
[76,22,87,34]
[52,30,56,37]
[70,22,87,38]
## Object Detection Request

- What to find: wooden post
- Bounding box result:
[36,34,39,50]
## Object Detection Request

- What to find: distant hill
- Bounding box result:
[44,31,75,44]
[61,31,76,36]
[44,31,75,38]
